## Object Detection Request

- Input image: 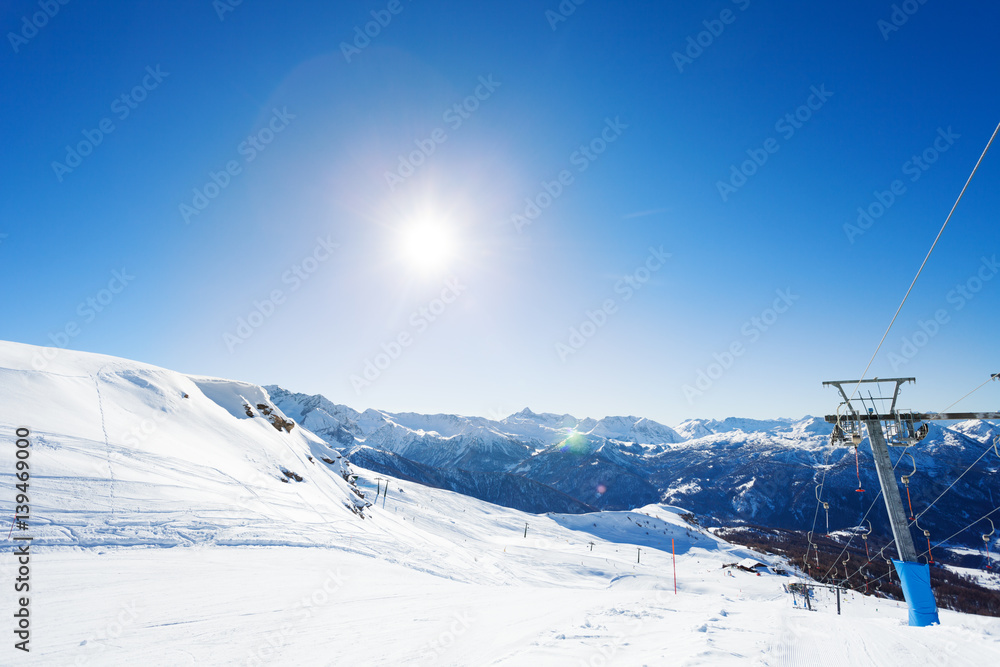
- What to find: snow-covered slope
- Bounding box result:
[0,341,369,549]
[950,418,1000,444]
[1,340,999,664]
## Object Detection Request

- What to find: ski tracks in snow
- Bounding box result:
[93,367,116,515]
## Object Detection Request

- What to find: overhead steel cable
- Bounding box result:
[851,504,1000,592]
[844,119,1000,405]
[940,374,1000,414]
[910,438,1000,525]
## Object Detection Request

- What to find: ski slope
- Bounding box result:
[1,340,999,665]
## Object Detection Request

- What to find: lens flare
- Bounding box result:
[558,432,591,455]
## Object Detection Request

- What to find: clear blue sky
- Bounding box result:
[3,0,999,426]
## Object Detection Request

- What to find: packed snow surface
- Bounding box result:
[1,341,999,665]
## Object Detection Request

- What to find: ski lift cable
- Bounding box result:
[925,505,1000,562]
[851,503,1000,589]
[820,491,886,582]
[843,119,1000,406]
[909,437,999,525]
[939,375,999,413]
[857,504,1000,592]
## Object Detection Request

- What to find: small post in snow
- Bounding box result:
[524,523,528,538]
[637,548,641,564]
[672,538,677,594]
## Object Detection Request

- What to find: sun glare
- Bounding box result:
[399,221,455,272]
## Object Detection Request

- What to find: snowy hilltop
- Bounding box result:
[0,341,370,550]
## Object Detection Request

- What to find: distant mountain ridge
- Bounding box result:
[266,386,1000,549]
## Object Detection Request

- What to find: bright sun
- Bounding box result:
[399,221,455,272]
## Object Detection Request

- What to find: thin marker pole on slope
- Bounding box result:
[524,523,528,538]
[672,538,677,595]
[637,548,641,564]
[6,518,13,540]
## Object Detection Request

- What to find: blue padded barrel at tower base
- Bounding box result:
[892,560,940,626]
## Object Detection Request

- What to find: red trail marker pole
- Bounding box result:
[672,538,677,594]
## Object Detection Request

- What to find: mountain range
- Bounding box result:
[268,386,1000,548]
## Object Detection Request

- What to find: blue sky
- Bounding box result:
[3,0,999,426]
